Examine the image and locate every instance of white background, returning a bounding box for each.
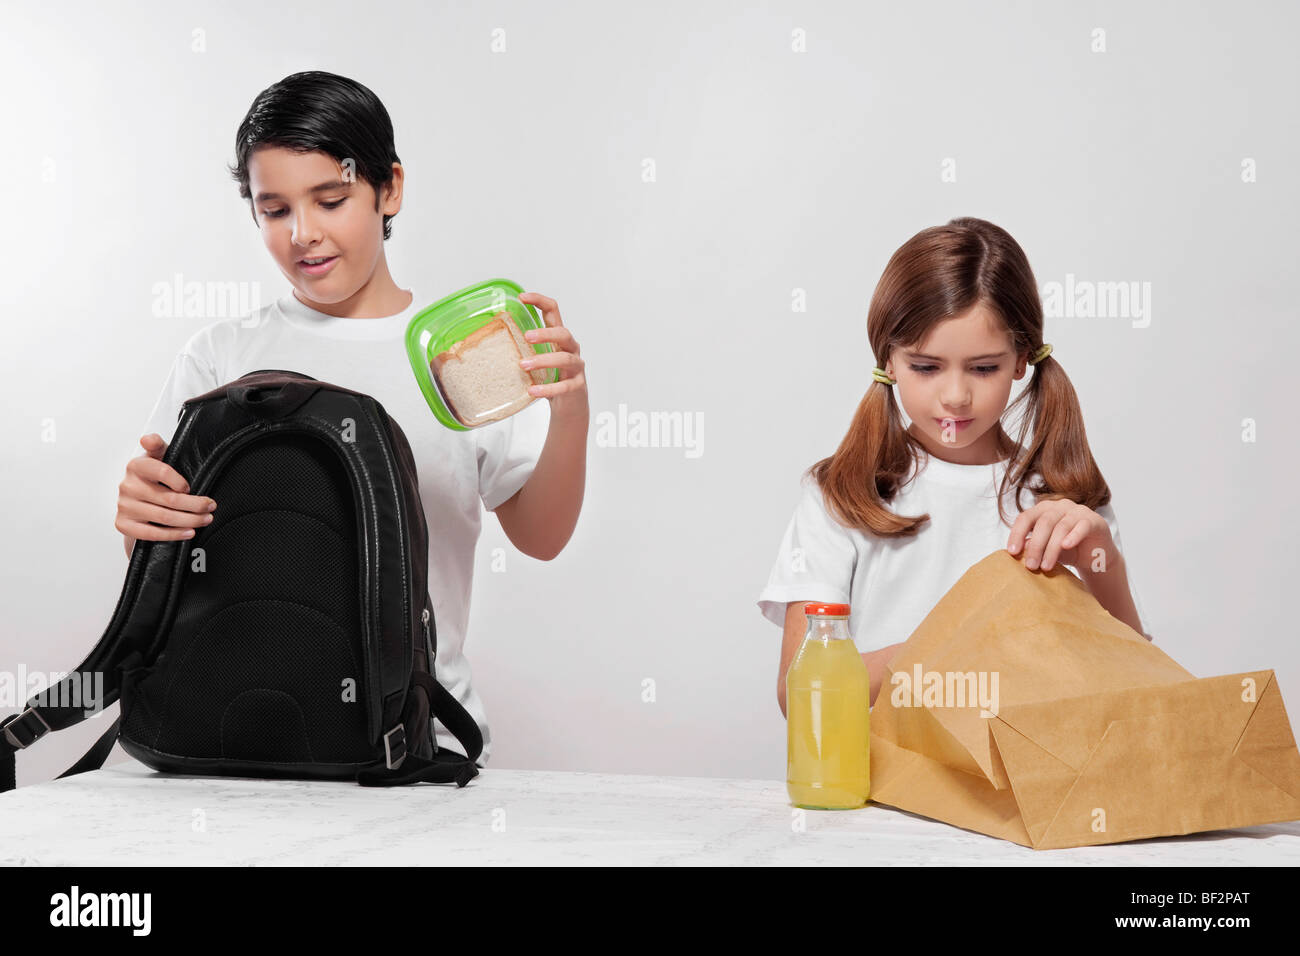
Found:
[1,0,1296,785]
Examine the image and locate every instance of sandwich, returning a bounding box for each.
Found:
[431,316,549,426]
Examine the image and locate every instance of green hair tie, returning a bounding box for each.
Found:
[871,366,896,386]
[1028,343,1053,365]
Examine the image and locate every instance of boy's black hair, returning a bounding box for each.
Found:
[228,71,401,240]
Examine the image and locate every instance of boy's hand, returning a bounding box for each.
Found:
[116,433,217,556]
[514,291,587,419]
[1007,496,1113,572]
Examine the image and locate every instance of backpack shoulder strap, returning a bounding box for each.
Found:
[1,649,145,792]
[356,672,484,788]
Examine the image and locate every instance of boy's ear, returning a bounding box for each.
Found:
[380,162,404,215]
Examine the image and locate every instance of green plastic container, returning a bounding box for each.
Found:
[405,279,558,431]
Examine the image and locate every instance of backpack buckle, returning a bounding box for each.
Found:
[2,707,52,750]
[383,723,407,769]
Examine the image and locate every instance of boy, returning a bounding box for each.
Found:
[114,71,588,767]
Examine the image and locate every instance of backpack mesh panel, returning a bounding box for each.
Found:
[121,432,374,765]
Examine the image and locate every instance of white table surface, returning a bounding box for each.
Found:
[2,758,1298,865]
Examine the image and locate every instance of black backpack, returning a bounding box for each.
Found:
[1,369,482,792]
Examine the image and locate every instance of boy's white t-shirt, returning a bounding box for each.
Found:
[757,450,1152,651]
[133,288,551,767]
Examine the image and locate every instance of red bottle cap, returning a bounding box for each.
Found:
[804,602,850,617]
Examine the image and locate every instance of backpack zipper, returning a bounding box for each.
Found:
[421,607,433,671]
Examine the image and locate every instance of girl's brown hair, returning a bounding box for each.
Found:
[808,217,1110,537]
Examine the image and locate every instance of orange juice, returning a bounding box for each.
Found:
[786,603,870,809]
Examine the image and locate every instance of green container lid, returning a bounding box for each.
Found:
[405,278,558,431]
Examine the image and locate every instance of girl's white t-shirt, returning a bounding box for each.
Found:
[132,288,551,767]
[757,450,1151,651]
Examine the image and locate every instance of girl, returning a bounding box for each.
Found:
[115,71,589,766]
[758,217,1151,714]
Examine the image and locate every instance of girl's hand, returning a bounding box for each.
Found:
[1006,496,1113,573]
[514,291,587,419]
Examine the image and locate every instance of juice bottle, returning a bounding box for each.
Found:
[786,602,870,809]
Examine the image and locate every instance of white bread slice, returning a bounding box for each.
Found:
[431,316,549,426]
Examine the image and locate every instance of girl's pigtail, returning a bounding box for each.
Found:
[808,378,930,537]
[998,351,1111,526]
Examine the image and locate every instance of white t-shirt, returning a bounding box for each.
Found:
[133,288,551,767]
[757,450,1151,651]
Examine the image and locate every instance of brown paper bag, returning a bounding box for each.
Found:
[868,549,1300,849]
